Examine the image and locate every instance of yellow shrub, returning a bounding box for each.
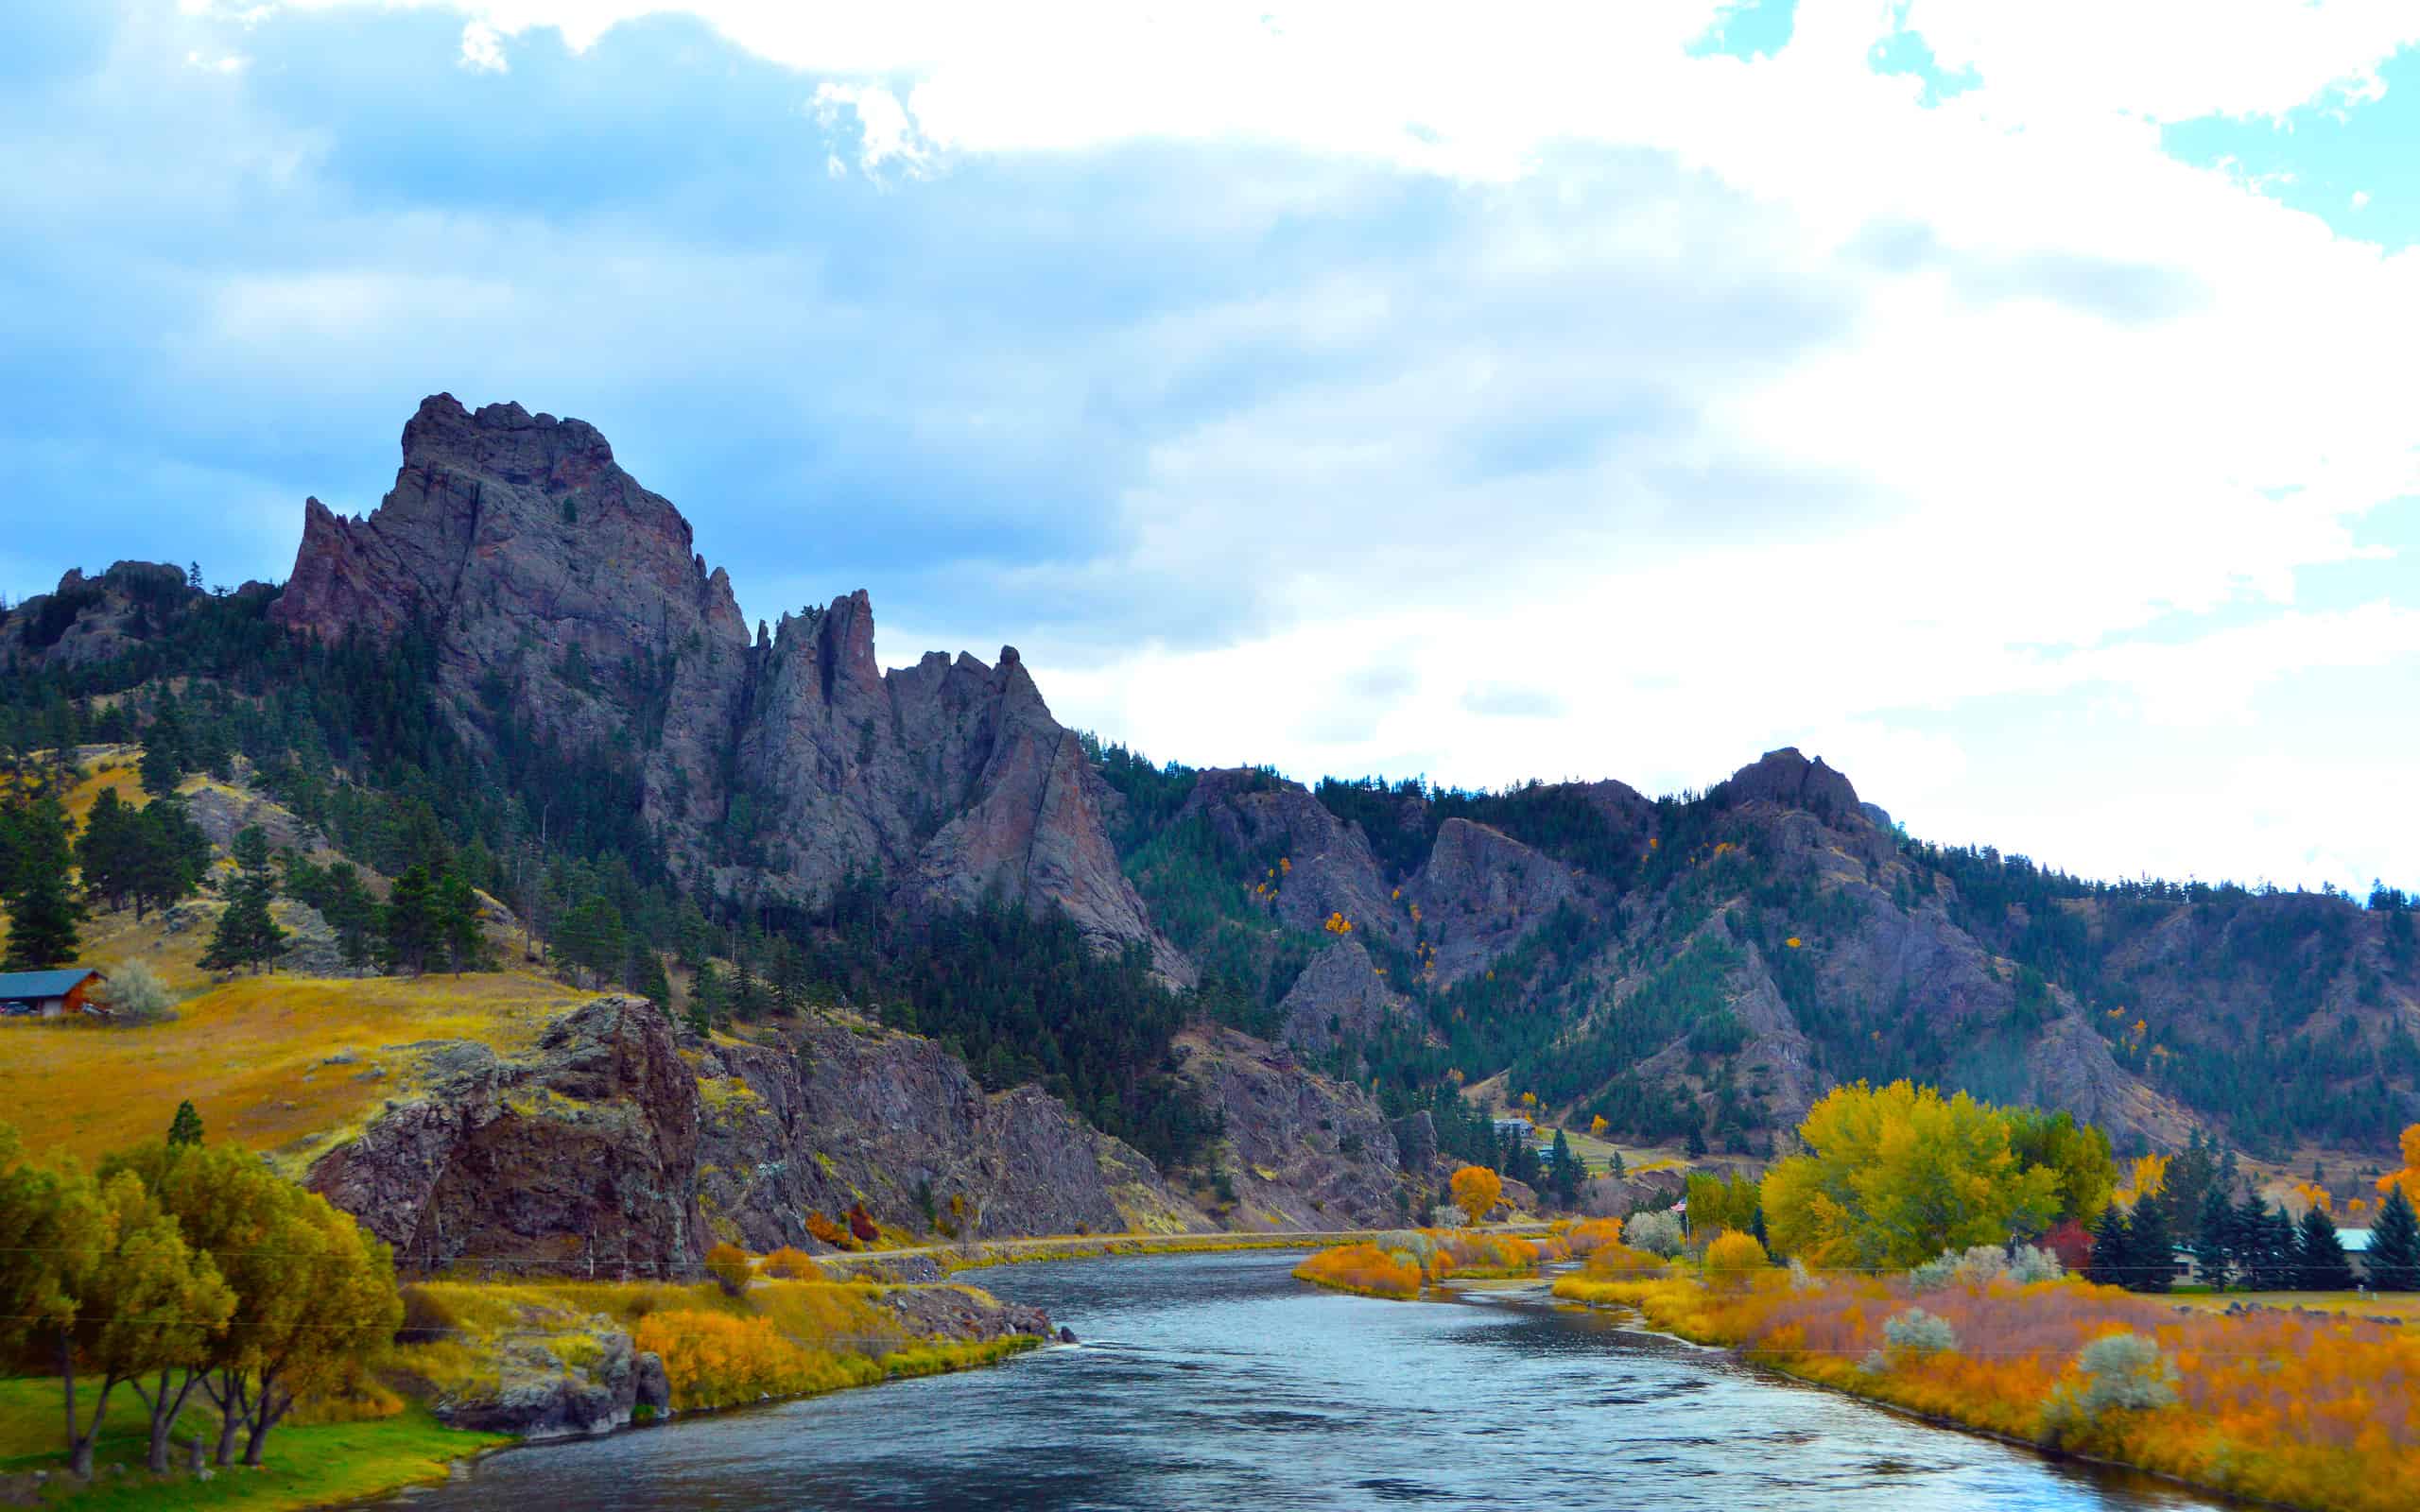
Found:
[633,1309,870,1410]
[1703,1228,1770,1289]
[760,1246,821,1280]
[1563,1216,1625,1256]
[1293,1244,1423,1299]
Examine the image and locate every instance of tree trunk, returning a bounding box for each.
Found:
[59,1337,85,1478]
[138,1366,202,1473]
[241,1376,288,1468]
[201,1368,247,1466]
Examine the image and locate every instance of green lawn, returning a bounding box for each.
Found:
[0,1379,507,1509]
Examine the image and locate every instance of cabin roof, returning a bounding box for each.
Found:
[0,969,104,999]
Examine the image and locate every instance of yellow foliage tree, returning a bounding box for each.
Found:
[1589,1115,1610,1137]
[2114,1153,2169,1210]
[1703,1228,1770,1290]
[704,1242,754,1297]
[1450,1165,1503,1226]
[2375,1124,2420,1201]
[1761,1081,2063,1269]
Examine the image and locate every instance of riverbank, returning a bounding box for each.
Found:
[818,1222,1563,1280]
[1289,1219,1624,1298]
[0,1273,1049,1510]
[1550,1266,2419,1512]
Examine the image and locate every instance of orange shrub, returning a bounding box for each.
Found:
[1294,1243,1423,1299]
[1562,1216,1625,1256]
[1582,1244,1669,1279]
[804,1211,856,1250]
[703,1241,753,1297]
[847,1202,880,1244]
[760,1246,821,1280]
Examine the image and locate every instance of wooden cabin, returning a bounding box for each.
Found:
[0,968,107,1019]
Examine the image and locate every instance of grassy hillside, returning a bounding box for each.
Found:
[0,971,591,1172]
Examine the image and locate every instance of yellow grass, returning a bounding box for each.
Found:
[2166,1290,2420,1321]
[0,971,593,1174]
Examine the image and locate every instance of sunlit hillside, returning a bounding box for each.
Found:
[0,971,593,1173]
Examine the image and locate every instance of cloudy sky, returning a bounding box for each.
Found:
[6,1,2417,894]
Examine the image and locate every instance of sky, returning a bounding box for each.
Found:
[5,0,2418,895]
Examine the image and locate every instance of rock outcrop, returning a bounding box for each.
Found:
[1,560,203,672]
[1169,1026,1425,1228]
[688,1013,1211,1250]
[306,997,705,1275]
[1277,938,1414,1055]
[1173,767,1585,982]
[268,395,1179,973]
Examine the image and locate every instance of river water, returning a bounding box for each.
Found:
[370,1250,2232,1511]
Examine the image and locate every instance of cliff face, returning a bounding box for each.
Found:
[1169,1026,1430,1228]
[308,995,1219,1272]
[268,395,1176,972]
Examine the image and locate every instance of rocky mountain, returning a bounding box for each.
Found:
[1102,745,2417,1160]
[10,387,2415,1263]
[267,395,1182,977]
[304,995,1443,1271]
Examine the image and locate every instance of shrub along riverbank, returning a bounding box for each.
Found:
[1293,1218,1626,1298]
[1551,1240,2420,1512]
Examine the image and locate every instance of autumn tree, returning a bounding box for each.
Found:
[1760,1081,2063,1269]
[50,1169,233,1478]
[705,1242,753,1298]
[1449,1164,1502,1226]
[1703,1228,1769,1289]
[2003,1108,2118,1226]
[220,1195,398,1466]
[2375,1124,2420,1203]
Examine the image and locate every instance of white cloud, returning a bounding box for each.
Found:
[458,20,507,72]
[2353,188,2373,209]
[139,1,2420,889]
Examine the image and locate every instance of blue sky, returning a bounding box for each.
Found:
[5,1,2418,894]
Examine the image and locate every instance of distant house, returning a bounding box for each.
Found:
[0,968,107,1019]
[2341,1228,2375,1282]
[1492,1115,1533,1138]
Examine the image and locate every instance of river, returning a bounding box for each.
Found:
[367,1250,2234,1511]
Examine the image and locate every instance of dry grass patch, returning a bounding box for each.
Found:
[0,971,592,1171]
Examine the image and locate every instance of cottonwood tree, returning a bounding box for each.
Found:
[1761,1081,2068,1269]
[1449,1164,1502,1226]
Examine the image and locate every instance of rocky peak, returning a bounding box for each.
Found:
[270,395,1177,971]
[1720,747,1861,823]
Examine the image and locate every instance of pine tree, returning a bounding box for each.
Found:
[2191,1181,2235,1291]
[2257,1203,2301,1290]
[380,865,438,974]
[1548,1128,1581,1206]
[636,949,674,1014]
[435,869,484,972]
[2296,1205,2358,1291]
[1,799,84,970]
[138,717,185,799]
[167,1100,204,1147]
[2130,1194,2174,1293]
[2089,1206,2135,1287]
[688,959,726,1034]
[200,826,285,973]
[2367,1183,2420,1291]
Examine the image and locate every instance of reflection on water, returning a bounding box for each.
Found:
[368,1250,2231,1511]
